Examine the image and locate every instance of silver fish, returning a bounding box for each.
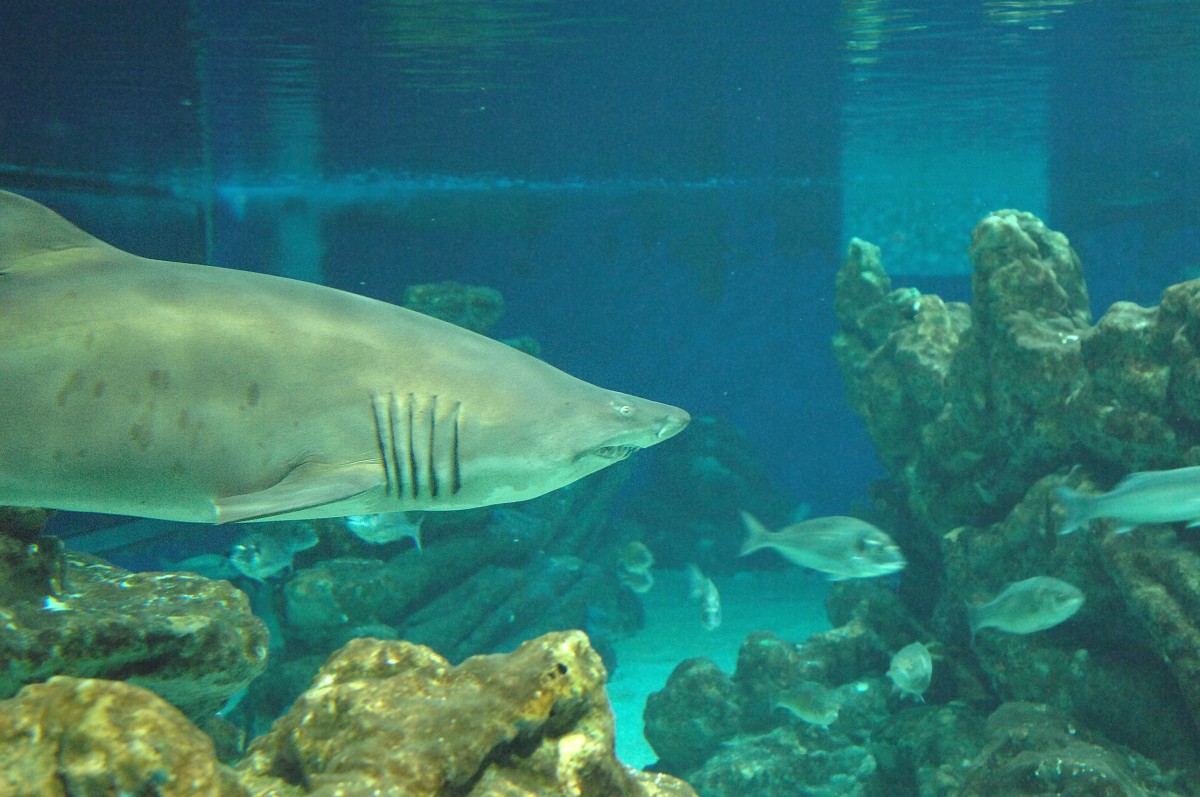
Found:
[344,512,423,549]
[159,553,239,581]
[969,576,1084,638]
[738,511,906,580]
[1057,466,1200,534]
[686,563,721,630]
[887,642,932,702]
[228,523,319,581]
[0,191,689,523]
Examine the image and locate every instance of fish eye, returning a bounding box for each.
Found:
[612,402,634,417]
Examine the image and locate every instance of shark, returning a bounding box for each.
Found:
[0,190,690,524]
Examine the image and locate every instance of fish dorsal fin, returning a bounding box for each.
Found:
[215,462,384,524]
[0,190,112,272]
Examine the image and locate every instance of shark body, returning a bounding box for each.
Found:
[0,191,689,523]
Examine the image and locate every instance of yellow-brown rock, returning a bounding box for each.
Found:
[237,630,696,797]
[0,676,246,796]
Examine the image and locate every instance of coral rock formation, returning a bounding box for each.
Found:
[237,631,695,797]
[0,630,694,797]
[0,676,246,796]
[0,550,268,721]
[402,280,505,334]
[646,209,1200,794]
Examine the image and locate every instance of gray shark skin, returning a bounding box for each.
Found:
[0,190,689,523]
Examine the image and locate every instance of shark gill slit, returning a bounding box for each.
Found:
[405,393,419,499]
[427,394,439,499]
[373,392,461,502]
[371,393,399,497]
[450,403,462,495]
[396,393,410,499]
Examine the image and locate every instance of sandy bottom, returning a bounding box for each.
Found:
[607,568,832,768]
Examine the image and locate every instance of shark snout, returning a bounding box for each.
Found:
[656,409,691,440]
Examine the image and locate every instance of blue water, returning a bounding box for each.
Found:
[5,0,1197,532]
[8,1,1199,519]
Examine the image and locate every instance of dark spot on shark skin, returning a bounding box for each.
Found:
[148,369,170,390]
[247,383,260,407]
[129,424,152,452]
[177,409,189,429]
[82,331,95,349]
[92,380,105,399]
[55,370,88,407]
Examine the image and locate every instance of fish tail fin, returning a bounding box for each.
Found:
[738,510,772,557]
[1054,485,1091,535]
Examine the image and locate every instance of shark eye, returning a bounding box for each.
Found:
[613,403,634,417]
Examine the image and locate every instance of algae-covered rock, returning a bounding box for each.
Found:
[685,726,877,797]
[0,526,65,604]
[0,506,54,543]
[645,623,894,793]
[1100,528,1200,750]
[0,631,694,797]
[872,703,986,797]
[832,238,971,473]
[643,658,741,771]
[0,551,268,721]
[833,211,1094,532]
[0,676,246,796]
[237,630,696,797]
[957,702,1189,797]
[402,280,505,334]
[934,473,1199,766]
[832,210,1200,778]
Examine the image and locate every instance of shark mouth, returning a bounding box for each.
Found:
[592,444,640,461]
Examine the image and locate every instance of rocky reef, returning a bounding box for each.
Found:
[401,280,505,335]
[643,210,1200,795]
[0,516,268,723]
[0,630,695,797]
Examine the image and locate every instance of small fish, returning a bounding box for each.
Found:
[1056,466,1200,534]
[159,553,239,581]
[738,511,906,580]
[887,642,933,702]
[344,512,424,549]
[774,681,842,728]
[969,576,1085,638]
[617,567,655,594]
[228,523,319,582]
[618,540,655,573]
[686,564,721,630]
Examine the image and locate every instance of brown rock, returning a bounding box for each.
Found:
[0,551,269,720]
[237,630,696,797]
[0,676,246,796]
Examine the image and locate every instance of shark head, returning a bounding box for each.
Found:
[451,364,690,507]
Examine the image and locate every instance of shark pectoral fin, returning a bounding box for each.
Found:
[215,463,384,524]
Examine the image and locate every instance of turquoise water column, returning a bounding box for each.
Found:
[838,3,1053,276]
[265,51,325,285]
